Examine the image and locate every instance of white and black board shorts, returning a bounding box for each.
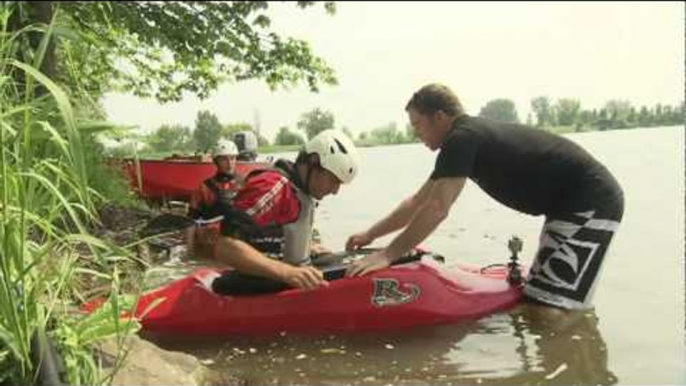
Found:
[524,200,624,310]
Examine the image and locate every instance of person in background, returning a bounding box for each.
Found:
[185,139,242,259]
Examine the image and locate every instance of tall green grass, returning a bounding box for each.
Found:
[1,4,141,385]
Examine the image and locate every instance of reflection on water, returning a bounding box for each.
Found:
[150,304,616,386]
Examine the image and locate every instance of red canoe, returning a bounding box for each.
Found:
[91,254,525,337]
[113,158,268,202]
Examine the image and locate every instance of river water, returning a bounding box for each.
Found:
[151,126,684,385]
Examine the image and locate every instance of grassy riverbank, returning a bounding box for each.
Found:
[0,10,142,385]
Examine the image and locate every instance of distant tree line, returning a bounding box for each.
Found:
[129,96,683,156]
[355,122,416,145]
[120,110,270,155]
[480,97,684,132]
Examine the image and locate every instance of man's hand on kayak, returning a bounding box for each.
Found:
[346,250,392,277]
[345,231,374,251]
[280,265,329,290]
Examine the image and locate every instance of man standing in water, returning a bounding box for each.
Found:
[346,83,624,310]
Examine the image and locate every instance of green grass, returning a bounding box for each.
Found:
[0,7,142,385]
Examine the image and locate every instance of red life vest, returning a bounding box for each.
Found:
[187,173,242,259]
[188,173,241,220]
[222,160,315,265]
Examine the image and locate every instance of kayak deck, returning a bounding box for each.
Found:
[129,252,525,336]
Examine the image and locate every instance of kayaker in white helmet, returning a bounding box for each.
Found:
[212,129,360,290]
[186,138,243,258]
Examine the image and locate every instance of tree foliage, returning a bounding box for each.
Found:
[222,122,253,139]
[297,107,334,140]
[256,131,270,147]
[479,98,519,123]
[603,100,633,123]
[531,96,554,127]
[555,98,581,126]
[147,124,192,152]
[274,126,305,146]
[356,122,414,145]
[193,110,222,151]
[12,1,338,101]
[527,96,683,132]
[371,122,405,144]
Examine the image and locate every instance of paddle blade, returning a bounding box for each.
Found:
[139,213,196,237]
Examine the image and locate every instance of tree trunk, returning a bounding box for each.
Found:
[7,2,57,98]
[33,1,57,82]
[7,2,27,93]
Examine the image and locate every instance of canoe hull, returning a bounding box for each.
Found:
[114,158,268,202]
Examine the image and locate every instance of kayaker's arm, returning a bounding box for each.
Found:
[346,178,434,250]
[215,236,329,290]
[347,177,465,277]
[185,183,206,258]
[185,226,196,258]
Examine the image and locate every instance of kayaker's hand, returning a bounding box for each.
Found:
[281,266,329,290]
[345,250,392,277]
[345,232,374,251]
[310,242,331,257]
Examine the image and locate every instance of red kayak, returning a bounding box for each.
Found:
[111,158,268,202]
[86,251,525,336]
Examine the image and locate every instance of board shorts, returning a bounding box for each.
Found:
[524,194,624,310]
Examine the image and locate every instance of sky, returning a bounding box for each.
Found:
[102,2,685,142]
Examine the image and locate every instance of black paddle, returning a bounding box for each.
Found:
[138,203,257,238]
[139,212,197,237]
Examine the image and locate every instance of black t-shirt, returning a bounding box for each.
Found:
[430,116,623,218]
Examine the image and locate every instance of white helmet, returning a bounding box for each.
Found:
[233,131,258,153]
[213,139,239,157]
[305,129,360,184]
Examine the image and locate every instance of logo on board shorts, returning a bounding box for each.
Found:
[371,278,420,307]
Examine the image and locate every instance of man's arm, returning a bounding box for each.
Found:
[215,237,328,290]
[346,179,435,250]
[185,186,205,257]
[347,177,466,276]
[185,225,196,257]
[385,177,466,259]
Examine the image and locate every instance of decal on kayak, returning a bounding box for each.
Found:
[371,278,420,307]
